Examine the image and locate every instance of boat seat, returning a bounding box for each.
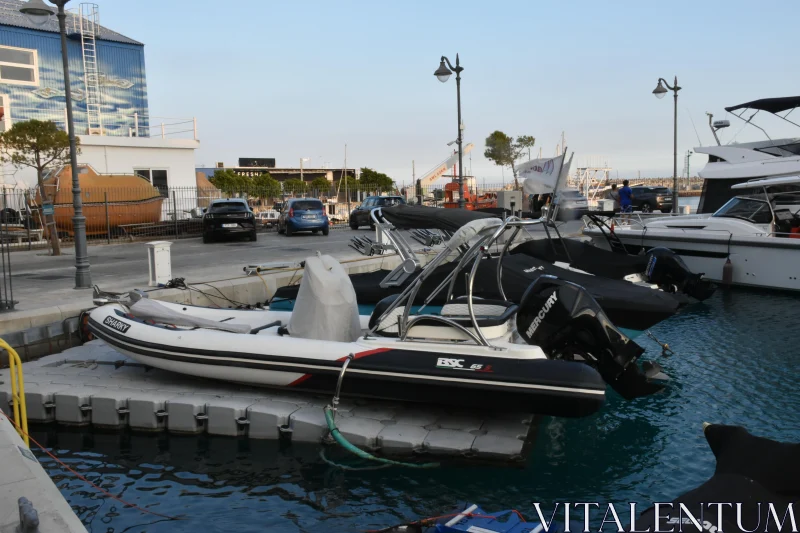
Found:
[369,294,518,341]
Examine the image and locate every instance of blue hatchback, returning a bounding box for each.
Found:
[278,198,330,236]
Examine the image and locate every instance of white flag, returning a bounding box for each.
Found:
[520,154,565,195]
[557,152,573,191]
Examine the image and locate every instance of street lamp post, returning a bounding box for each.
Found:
[434,54,465,209]
[20,0,91,288]
[652,76,681,214]
[299,157,310,183]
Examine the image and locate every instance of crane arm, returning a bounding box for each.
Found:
[416,143,474,188]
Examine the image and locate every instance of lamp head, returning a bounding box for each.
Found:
[19,0,55,26]
[434,59,452,83]
[653,80,668,99]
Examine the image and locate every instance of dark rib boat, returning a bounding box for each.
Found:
[274,205,702,336]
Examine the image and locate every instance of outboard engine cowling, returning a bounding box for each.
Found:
[516,275,667,399]
[644,247,717,301]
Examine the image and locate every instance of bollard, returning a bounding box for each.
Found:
[18,497,40,533]
[146,241,173,287]
[681,204,691,215]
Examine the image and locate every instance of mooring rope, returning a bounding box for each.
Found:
[0,412,184,521]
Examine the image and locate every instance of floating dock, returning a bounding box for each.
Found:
[0,340,537,463]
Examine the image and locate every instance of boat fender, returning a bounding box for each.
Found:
[722,258,733,288]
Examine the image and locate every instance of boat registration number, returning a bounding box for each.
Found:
[222,223,238,228]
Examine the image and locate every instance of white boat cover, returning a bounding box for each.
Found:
[129,298,252,334]
[446,218,503,251]
[288,254,361,342]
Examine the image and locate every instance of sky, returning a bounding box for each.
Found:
[100,0,800,186]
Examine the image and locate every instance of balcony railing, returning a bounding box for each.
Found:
[46,110,199,140]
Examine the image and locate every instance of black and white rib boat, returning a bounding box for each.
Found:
[89,217,669,418]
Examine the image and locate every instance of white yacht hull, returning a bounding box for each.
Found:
[584,229,800,291]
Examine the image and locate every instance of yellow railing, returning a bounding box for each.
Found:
[1,338,28,446]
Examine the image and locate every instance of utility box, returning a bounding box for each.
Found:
[146,241,172,287]
[497,190,524,213]
[598,199,615,212]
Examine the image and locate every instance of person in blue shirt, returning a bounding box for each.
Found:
[618,180,634,221]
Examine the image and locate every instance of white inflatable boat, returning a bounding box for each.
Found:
[88,218,668,418]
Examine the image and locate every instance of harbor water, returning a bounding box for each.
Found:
[28,286,800,532]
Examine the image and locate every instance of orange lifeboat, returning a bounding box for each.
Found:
[34,165,165,236]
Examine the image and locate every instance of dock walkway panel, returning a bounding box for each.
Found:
[0,409,88,532]
[0,340,536,463]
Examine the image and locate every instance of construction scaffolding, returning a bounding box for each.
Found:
[568,156,612,202]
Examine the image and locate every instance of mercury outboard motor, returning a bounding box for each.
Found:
[516,276,667,400]
[644,247,717,301]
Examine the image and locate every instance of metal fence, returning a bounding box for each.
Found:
[0,181,520,251]
[0,217,15,311]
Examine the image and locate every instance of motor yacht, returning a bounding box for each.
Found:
[583,176,800,291]
[695,96,800,213]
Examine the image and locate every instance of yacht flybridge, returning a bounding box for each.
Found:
[583,176,800,291]
[696,96,800,213]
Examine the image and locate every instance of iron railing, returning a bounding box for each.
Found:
[0,181,529,251]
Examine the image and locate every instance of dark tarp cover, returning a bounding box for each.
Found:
[725,96,800,114]
[511,238,648,280]
[273,255,686,331]
[381,204,498,232]
[635,425,799,532]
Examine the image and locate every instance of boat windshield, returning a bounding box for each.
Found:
[712,197,773,224]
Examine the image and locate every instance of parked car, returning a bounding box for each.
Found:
[255,209,279,227]
[202,198,257,243]
[545,189,588,220]
[349,195,406,229]
[630,185,673,213]
[277,198,329,236]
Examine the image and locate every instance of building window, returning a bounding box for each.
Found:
[0,46,38,86]
[135,168,169,197]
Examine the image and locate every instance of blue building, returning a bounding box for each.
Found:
[0,0,148,136]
